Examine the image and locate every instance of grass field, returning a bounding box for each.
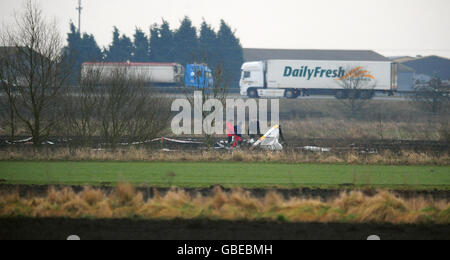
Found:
[0,161,449,190]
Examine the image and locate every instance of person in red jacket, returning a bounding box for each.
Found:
[226,122,242,148]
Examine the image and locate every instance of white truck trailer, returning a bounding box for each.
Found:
[82,62,185,84]
[240,60,398,99]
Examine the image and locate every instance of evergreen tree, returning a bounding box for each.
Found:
[132,28,150,62]
[120,35,134,61]
[66,22,81,55]
[150,20,175,62]
[199,20,219,68]
[217,20,243,88]
[104,27,120,61]
[64,21,102,81]
[104,27,133,62]
[63,18,244,88]
[80,33,103,62]
[173,16,199,65]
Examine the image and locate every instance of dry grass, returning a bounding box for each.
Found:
[279,99,449,141]
[282,118,446,141]
[0,184,448,224]
[0,148,447,166]
[2,99,447,141]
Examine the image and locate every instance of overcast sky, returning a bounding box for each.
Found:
[1,0,450,58]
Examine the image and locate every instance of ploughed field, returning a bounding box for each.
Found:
[1,218,449,240]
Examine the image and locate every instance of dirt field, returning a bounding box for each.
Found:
[1,217,448,240]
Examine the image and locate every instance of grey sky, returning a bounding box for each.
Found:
[1,0,449,58]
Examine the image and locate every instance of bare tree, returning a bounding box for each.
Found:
[59,66,102,147]
[62,65,171,148]
[440,120,450,144]
[412,75,450,115]
[0,60,18,142]
[0,0,71,148]
[335,66,377,117]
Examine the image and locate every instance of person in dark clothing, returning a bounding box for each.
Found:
[226,122,234,145]
[248,120,262,140]
[233,123,243,147]
[279,125,286,143]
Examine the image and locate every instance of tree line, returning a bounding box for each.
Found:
[64,17,244,87]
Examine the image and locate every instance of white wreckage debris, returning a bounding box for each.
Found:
[113,137,204,146]
[2,136,203,147]
[160,137,203,145]
[2,137,56,145]
[252,125,283,151]
[215,139,253,150]
[214,125,284,151]
[302,146,332,153]
[10,137,33,144]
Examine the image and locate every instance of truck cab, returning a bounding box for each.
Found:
[240,61,265,97]
[185,64,214,88]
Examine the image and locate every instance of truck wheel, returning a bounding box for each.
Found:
[285,89,297,99]
[335,90,347,99]
[247,88,259,98]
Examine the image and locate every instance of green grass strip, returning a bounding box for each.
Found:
[0,161,449,190]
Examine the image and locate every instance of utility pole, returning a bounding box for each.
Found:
[76,0,83,33]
